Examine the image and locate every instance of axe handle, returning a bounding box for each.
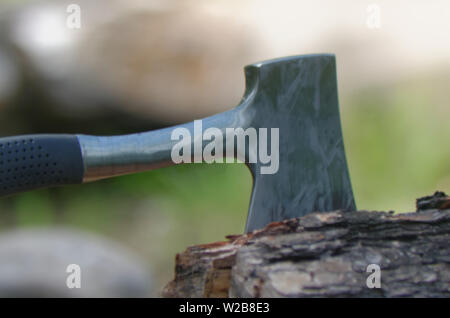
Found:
[0,134,84,197]
[0,108,240,197]
[76,127,180,182]
[0,130,176,197]
[76,109,240,181]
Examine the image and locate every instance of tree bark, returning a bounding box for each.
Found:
[163,208,450,297]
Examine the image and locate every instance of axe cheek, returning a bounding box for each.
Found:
[241,54,356,232]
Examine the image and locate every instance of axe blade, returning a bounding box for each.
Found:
[242,54,355,232]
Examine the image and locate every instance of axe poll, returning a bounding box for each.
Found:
[0,54,356,232]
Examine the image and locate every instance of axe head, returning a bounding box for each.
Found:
[241,54,355,232]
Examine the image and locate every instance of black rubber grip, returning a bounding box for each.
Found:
[0,134,84,197]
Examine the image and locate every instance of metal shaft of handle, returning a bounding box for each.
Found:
[78,107,244,182]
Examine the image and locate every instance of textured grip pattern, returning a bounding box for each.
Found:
[0,135,84,197]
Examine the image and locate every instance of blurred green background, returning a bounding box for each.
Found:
[0,0,449,295]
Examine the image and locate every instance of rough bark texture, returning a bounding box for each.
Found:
[163,208,450,298]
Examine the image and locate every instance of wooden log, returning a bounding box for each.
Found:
[163,206,450,297]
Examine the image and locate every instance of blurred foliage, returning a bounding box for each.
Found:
[342,72,450,213]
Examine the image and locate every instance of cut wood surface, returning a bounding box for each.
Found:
[163,205,450,297]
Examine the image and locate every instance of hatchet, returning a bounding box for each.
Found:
[0,54,356,233]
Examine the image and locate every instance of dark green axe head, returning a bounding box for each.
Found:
[237,54,356,232]
[0,54,355,234]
